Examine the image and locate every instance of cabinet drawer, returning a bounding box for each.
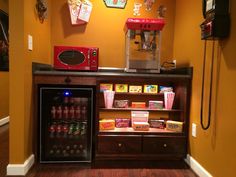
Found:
[34,75,96,85]
[98,135,142,154]
[143,136,186,154]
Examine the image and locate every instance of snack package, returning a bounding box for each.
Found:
[133,122,150,131]
[99,119,115,130]
[100,83,113,92]
[144,85,158,93]
[166,120,183,132]
[149,101,163,109]
[115,118,130,128]
[131,111,149,127]
[114,100,129,108]
[131,102,146,108]
[129,85,142,93]
[149,119,165,129]
[115,84,128,92]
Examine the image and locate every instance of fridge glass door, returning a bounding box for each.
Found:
[39,85,94,163]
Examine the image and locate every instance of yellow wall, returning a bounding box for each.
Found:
[51,0,176,67]
[9,0,51,163]
[0,0,9,119]
[174,1,236,177]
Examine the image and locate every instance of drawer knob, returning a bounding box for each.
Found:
[118,143,122,147]
[163,143,167,148]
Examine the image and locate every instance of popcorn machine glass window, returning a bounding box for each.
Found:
[125,18,165,73]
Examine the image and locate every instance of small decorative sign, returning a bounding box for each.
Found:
[104,0,127,9]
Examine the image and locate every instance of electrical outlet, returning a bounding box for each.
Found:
[192,123,197,137]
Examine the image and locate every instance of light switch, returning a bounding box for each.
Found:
[28,35,33,51]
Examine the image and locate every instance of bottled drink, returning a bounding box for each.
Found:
[62,124,69,138]
[68,124,74,137]
[66,145,70,150]
[56,106,62,119]
[75,106,81,120]
[81,106,87,119]
[64,97,69,105]
[70,149,75,155]
[63,106,69,119]
[49,124,56,138]
[80,123,87,135]
[73,123,80,137]
[69,106,75,119]
[55,149,61,155]
[56,124,62,138]
[51,106,56,119]
[73,144,78,149]
[75,149,81,155]
[49,149,54,155]
[69,97,74,106]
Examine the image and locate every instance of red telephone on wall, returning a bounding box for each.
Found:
[200,0,230,40]
[200,0,230,130]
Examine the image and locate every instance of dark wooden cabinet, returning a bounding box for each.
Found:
[33,66,192,163]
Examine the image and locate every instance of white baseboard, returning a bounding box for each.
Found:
[0,116,9,126]
[185,154,213,177]
[7,154,35,176]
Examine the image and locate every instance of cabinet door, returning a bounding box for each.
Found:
[98,135,142,154]
[143,136,186,155]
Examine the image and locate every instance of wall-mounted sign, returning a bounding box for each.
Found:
[104,0,127,9]
[68,0,93,25]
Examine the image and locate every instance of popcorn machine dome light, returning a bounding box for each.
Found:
[125,18,165,73]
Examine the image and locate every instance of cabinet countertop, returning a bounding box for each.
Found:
[33,63,193,80]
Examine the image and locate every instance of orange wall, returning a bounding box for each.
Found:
[174,1,236,177]
[9,0,51,163]
[0,0,9,119]
[51,0,176,67]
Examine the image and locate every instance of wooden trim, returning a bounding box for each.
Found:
[0,116,9,126]
[7,154,35,176]
[185,154,213,177]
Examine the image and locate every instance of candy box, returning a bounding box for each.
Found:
[149,100,163,109]
[166,120,183,132]
[114,100,129,108]
[144,85,158,94]
[159,86,173,93]
[131,102,146,108]
[100,83,113,92]
[149,119,165,129]
[115,118,130,128]
[115,84,128,93]
[99,119,115,130]
[133,122,150,131]
[131,111,149,127]
[129,85,142,93]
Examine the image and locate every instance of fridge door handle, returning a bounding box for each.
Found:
[64,76,72,84]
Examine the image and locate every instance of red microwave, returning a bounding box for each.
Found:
[54,46,99,71]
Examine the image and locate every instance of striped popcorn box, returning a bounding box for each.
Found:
[164,92,175,109]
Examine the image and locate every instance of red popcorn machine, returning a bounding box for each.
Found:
[125,18,165,73]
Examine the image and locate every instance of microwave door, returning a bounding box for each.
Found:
[58,50,86,69]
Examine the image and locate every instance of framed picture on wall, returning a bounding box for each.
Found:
[0,9,9,71]
[103,0,127,9]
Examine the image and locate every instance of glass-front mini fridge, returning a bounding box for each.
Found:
[38,85,95,163]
